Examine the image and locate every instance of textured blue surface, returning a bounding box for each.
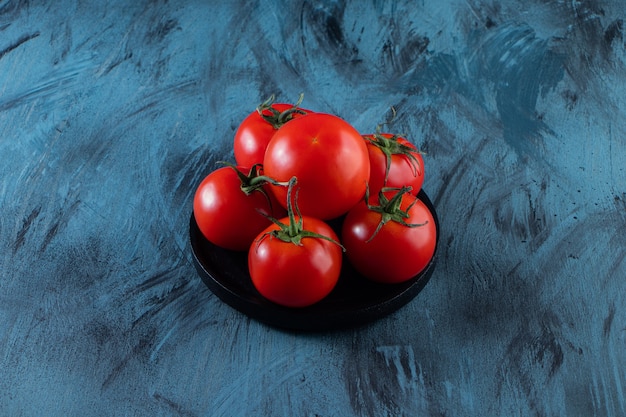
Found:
[1,1,625,415]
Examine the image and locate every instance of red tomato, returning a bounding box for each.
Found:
[363,133,424,196]
[193,165,286,251]
[263,113,370,220]
[341,188,436,284]
[248,215,343,307]
[233,96,311,167]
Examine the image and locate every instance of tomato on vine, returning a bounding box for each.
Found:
[341,186,437,284]
[263,112,370,220]
[193,164,286,251]
[363,131,424,197]
[248,177,344,307]
[233,94,311,167]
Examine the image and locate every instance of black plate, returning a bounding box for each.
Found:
[189,189,439,332]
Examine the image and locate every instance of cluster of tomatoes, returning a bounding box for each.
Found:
[193,95,437,308]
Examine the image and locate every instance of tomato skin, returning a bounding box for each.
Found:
[233,103,311,167]
[193,166,286,251]
[248,216,342,307]
[363,133,424,197]
[264,113,370,220]
[341,191,436,284]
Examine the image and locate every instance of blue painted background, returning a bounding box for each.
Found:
[1,0,625,415]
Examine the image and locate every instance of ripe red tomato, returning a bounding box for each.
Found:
[233,96,311,167]
[193,165,286,251]
[248,215,343,307]
[263,113,370,220]
[341,188,437,284]
[363,133,424,197]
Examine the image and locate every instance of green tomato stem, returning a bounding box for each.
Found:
[260,176,344,250]
[219,161,287,194]
[256,93,308,129]
[364,185,429,243]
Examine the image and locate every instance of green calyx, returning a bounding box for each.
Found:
[364,185,428,242]
[365,131,424,182]
[256,93,307,129]
[259,177,345,250]
[221,162,285,195]
[220,162,287,214]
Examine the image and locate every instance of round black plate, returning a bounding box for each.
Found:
[189,189,439,332]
